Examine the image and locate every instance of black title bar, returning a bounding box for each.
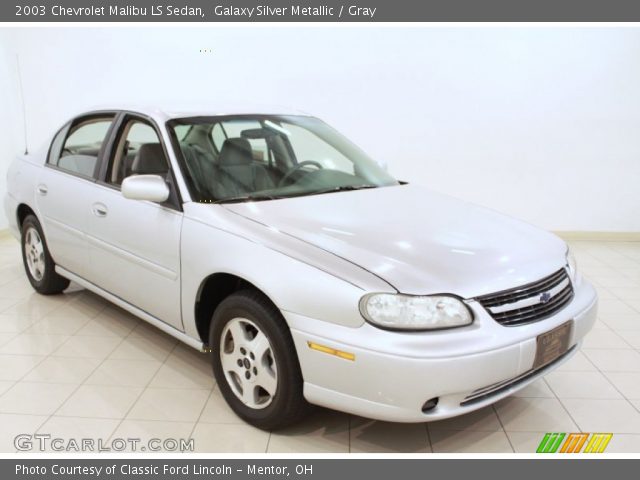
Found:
[4,0,640,22]
[5,459,640,480]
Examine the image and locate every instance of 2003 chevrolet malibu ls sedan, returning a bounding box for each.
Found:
[4,105,597,430]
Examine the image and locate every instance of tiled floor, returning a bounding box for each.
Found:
[1,235,639,453]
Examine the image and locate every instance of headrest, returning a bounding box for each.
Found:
[131,143,168,175]
[218,138,253,166]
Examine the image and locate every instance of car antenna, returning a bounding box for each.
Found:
[16,54,29,155]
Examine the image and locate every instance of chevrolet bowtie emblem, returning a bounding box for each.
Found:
[540,292,552,303]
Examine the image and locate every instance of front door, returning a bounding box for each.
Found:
[86,116,183,330]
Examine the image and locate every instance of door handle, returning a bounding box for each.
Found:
[92,203,108,217]
[36,184,48,196]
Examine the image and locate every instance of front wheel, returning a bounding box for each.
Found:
[209,290,310,430]
[21,214,70,294]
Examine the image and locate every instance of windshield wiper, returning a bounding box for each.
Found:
[213,193,283,204]
[308,184,379,196]
[213,185,379,204]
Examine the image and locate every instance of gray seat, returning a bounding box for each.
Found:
[180,143,217,197]
[216,138,272,197]
[116,141,135,183]
[131,144,168,175]
[120,151,137,180]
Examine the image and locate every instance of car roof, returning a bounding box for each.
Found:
[77,103,311,122]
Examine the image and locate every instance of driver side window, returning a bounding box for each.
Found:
[107,119,169,186]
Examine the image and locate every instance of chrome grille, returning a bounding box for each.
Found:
[476,268,574,326]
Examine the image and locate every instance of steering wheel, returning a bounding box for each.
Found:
[278,160,324,187]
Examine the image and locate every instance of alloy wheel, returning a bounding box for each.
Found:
[219,317,278,409]
[24,226,45,282]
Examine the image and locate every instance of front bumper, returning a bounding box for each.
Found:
[285,277,597,422]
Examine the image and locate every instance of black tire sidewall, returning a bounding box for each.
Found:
[209,292,304,430]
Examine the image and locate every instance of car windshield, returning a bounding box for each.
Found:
[168,115,399,203]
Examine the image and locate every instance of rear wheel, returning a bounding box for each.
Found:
[209,290,310,430]
[21,214,70,294]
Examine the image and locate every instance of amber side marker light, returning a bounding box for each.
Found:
[307,342,355,361]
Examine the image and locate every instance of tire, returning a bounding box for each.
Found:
[21,214,70,295]
[209,290,310,430]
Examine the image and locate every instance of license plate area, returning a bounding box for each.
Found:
[533,320,573,369]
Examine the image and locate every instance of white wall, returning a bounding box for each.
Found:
[1,27,639,232]
[0,40,20,230]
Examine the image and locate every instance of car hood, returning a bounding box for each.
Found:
[223,184,567,298]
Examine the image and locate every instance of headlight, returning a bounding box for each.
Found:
[566,247,578,282]
[359,293,473,331]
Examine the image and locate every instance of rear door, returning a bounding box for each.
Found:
[36,114,116,278]
[86,113,183,330]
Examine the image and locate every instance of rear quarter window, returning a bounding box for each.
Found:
[47,123,70,165]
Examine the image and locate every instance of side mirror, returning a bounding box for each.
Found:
[121,175,170,203]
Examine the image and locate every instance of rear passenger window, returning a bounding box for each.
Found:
[56,117,114,178]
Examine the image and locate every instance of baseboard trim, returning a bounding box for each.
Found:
[554,231,640,242]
